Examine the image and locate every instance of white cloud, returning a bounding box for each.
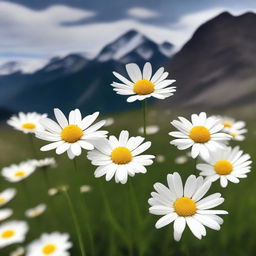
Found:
[0,1,255,62]
[127,7,159,19]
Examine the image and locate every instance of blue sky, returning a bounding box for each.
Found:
[0,0,256,62]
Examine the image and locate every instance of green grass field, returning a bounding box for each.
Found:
[0,107,255,256]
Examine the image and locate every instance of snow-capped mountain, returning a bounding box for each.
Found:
[0,59,48,75]
[96,30,174,63]
[0,29,174,116]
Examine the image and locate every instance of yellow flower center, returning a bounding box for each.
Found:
[133,79,155,95]
[1,229,15,239]
[42,244,57,255]
[214,160,233,175]
[0,197,5,204]
[15,171,26,177]
[22,122,36,130]
[174,197,197,217]
[111,147,132,164]
[189,126,211,143]
[61,125,83,143]
[223,122,232,128]
[230,132,237,137]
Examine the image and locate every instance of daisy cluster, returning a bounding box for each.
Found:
[0,61,252,255]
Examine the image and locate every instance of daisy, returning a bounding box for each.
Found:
[196,146,252,188]
[26,232,72,256]
[7,112,47,134]
[34,158,57,168]
[0,188,16,207]
[2,160,36,183]
[0,209,13,222]
[175,155,188,165]
[112,62,176,102]
[25,204,47,218]
[169,112,231,160]
[156,155,165,163]
[87,130,155,184]
[149,172,228,241]
[0,221,28,248]
[10,247,25,256]
[36,108,108,159]
[214,115,247,141]
[138,125,160,135]
[48,188,58,197]
[80,185,92,193]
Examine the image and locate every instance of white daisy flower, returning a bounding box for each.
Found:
[0,188,16,207]
[34,158,57,168]
[104,117,114,127]
[0,221,29,248]
[2,160,36,183]
[7,112,47,134]
[112,62,176,102]
[138,125,160,135]
[156,155,165,163]
[36,108,108,159]
[80,185,92,193]
[48,188,58,197]
[26,232,72,256]
[169,112,231,160]
[0,209,13,222]
[196,146,252,188]
[175,155,188,165]
[10,246,25,256]
[214,115,247,141]
[149,172,228,241]
[25,204,47,218]
[87,130,155,184]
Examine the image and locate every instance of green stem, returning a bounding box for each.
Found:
[98,180,129,245]
[62,189,86,256]
[28,133,37,158]
[128,181,142,225]
[142,100,147,138]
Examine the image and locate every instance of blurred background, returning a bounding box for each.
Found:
[0,0,256,255]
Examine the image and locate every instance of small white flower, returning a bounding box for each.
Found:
[104,118,114,127]
[169,112,231,160]
[0,209,13,222]
[156,155,165,163]
[26,232,72,256]
[112,62,176,102]
[34,158,57,168]
[10,246,25,256]
[149,172,228,241]
[25,204,47,218]
[7,112,47,134]
[80,185,92,193]
[0,188,16,207]
[196,146,252,188]
[2,160,36,183]
[175,155,188,165]
[0,221,29,248]
[87,130,155,184]
[36,108,108,159]
[138,125,160,135]
[48,188,58,197]
[214,115,247,141]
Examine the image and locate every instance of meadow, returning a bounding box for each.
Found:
[0,107,255,256]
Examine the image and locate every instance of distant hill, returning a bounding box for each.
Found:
[0,30,173,115]
[161,12,256,110]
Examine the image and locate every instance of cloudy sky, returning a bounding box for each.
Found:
[1,0,256,63]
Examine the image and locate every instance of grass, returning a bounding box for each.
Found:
[0,107,255,256]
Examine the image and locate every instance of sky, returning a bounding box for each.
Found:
[0,0,256,65]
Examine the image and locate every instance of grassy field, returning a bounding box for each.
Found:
[0,107,255,256]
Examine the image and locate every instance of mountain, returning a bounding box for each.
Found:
[161,11,256,110]
[0,30,172,115]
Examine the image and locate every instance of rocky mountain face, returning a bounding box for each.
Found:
[161,12,256,110]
